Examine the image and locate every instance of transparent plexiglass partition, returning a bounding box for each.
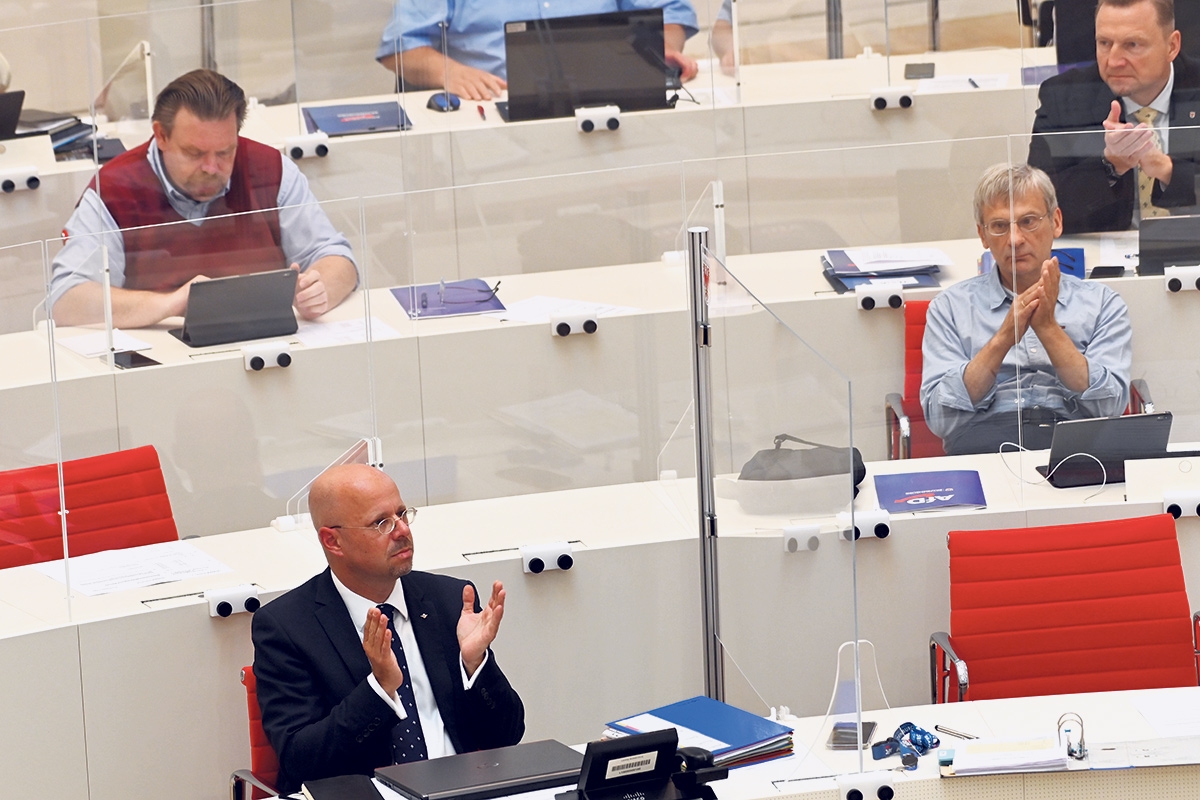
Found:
[44,197,372,541]
[1003,127,1197,511]
[0,239,89,798]
[356,165,707,747]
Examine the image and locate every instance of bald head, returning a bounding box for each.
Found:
[309,463,395,531]
[310,464,415,601]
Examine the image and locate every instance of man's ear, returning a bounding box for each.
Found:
[151,120,168,148]
[317,526,343,557]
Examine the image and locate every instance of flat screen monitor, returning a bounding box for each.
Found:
[504,9,675,122]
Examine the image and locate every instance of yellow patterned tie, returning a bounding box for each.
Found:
[1133,106,1168,219]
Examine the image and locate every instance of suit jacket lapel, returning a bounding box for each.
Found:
[314,568,372,682]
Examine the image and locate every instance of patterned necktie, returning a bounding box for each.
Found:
[1133,106,1169,219]
[378,603,429,763]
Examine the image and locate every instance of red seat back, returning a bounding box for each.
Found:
[241,665,280,798]
[0,445,178,569]
[899,300,944,458]
[948,514,1197,700]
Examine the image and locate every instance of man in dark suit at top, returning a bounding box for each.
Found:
[1028,0,1200,233]
[252,464,524,794]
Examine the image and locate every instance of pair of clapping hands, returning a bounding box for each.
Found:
[1103,99,1173,185]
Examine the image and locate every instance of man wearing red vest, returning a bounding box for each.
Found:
[49,69,357,328]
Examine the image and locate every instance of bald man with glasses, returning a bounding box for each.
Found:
[252,464,524,794]
[920,164,1133,456]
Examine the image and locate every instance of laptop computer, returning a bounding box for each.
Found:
[503,9,676,122]
[1034,412,1174,487]
[375,739,583,800]
[1138,214,1200,276]
[168,268,298,348]
[0,90,25,140]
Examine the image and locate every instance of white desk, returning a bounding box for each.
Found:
[3,448,1200,800]
[6,233,1200,541]
[0,47,1054,335]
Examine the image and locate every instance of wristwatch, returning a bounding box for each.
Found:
[1100,154,1121,184]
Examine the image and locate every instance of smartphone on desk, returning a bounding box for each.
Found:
[113,351,161,369]
[1088,265,1126,279]
[828,721,876,750]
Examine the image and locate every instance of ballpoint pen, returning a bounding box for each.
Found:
[477,104,486,121]
[934,725,978,740]
[968,78,980,89]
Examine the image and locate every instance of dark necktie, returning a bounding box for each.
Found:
[377,603,429,763]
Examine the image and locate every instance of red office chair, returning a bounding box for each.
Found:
[885,300,945,459]
[0,445,179,568]
[230,665,279,800]
[930,514,1199,703]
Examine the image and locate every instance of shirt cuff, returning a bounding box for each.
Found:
[460,650,490,689]
[368,673,408,720]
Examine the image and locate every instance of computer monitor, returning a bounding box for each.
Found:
[1138,214,1200,276]
[503,9,676,122]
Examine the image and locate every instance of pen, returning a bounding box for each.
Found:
[968,78,980,89]
[477,104,487,121]
[934,725,978,740]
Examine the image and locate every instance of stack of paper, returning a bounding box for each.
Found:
[951,735,1069,775]
[821,247,949,293]
[608,696,793,768]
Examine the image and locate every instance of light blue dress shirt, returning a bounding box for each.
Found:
[920,266,1132,444]
[377,0,699,80]
[48,139,357,310]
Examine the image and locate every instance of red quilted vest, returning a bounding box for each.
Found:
[91,137,285,291]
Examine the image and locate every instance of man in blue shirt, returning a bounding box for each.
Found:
[920,164,1133,456]
[377,0,699,101]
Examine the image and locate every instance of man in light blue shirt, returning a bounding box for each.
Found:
[920,164,1133,455]
[377,0,699,101]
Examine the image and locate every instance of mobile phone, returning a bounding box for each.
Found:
[904,62,935,79]
[1089,265,1126,279]
[828,720,877,750]
[113,351,161,369]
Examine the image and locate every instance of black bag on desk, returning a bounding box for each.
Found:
[739,434,866,489]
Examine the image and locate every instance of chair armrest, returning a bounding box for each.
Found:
[929,630,969,703]
[1131,378,1155,414]
[885,393,911,460]
[230,769,277,800]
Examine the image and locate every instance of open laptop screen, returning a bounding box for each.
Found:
[504,9,673,122]
[1138,215,1200,276]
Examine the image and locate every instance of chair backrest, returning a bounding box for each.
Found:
[0,445,179,569]
[241,665,280,797]
[902,300,931,404]
[948,514,1197,700]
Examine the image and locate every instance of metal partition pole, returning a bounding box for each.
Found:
[929,0,941,51]
[200,0,217,71]
[826,0,844,59]
[688,227,724,701]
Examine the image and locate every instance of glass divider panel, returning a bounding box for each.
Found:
[364,164,706,747]
[0,239,86,798]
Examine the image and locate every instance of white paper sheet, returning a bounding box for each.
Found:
[58,329,152,358]
[841,247,954,270]
[1132,691,1200,737]
[294,316,400,348]
[917,74,1008,93]
[484,296,642,324]
[33,541,232,596]
[1099,231,1140,268]
[615,713,729,752]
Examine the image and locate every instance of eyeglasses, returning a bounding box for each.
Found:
[331,508,417,536]
[439,279,501,305]
[984,213,1050,237]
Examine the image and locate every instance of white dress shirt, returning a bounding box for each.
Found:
[329,571,490,760]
